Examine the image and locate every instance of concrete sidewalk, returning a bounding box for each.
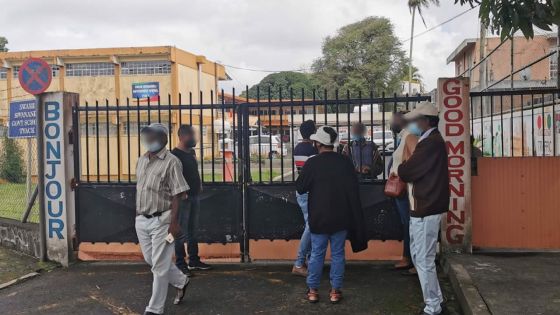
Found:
[0,261,462,314]
[445,253,560,315]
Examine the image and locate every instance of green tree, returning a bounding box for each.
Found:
[407,0,439,94]
[0,36,8,52]
[0,136,25,183]
[456,0,560,39]
[241,71,318,99]
[311,17,408,98]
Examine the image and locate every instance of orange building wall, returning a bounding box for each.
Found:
[472,157,560,249]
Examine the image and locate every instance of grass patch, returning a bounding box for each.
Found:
[0,183,38,223]
[202,170,282,183]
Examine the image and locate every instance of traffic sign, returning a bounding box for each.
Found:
[18,58,52,95]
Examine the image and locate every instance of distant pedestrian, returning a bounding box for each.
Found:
[388,111,418,272]
[342,122,384,180]
[172,125,212,276]
[398,102,450,315]
[291,120,318,277]
[296,126,367,304]
[135,123,190,315]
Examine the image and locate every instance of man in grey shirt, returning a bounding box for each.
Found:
[136,123,190,315]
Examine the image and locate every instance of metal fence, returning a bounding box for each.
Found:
[470,87,560,157]
[0,136,39,223]
[73,89,431,185]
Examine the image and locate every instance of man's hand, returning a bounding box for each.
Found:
[169,221,181,239]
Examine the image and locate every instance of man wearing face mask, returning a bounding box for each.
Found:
[172,125,212,275]
[342,122,383,180]
[398,102,450,315]
[136,123,190,315]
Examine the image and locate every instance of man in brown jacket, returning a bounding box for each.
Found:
[398,102,450,315]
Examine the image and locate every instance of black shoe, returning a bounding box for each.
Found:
[144,312,160,315]
[188,261,212,270]
[178,264,193,277]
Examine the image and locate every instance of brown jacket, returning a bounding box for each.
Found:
[397,129,450,218]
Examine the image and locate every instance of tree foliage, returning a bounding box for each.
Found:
[0,36,7,52]
[242,72,318,99]
[0,136,25,183]
[311,17,408,97]
[456,0,560,39]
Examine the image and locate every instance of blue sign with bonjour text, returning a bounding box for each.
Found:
[9,99,37,138]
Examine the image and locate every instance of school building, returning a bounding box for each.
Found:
[0,46,230,180]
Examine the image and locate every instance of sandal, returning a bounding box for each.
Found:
[307,288,319,303]
[329,289,343,304]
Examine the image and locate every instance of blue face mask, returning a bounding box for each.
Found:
[351,134,363,142]
[408,122,423,136]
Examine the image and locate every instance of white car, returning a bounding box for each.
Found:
[372,130,395,154]
[249,135,288,158]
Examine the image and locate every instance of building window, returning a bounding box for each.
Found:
[12,66,19,78]
[66,63,115,77]
[550,48,558,81]
[0,68,6,79]
[121,61,171,75]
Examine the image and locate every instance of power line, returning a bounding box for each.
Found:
[483,50,557,91]
[402,5,479,43]
[225,6,479,74]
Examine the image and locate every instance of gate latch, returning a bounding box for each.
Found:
[70,178,79,191]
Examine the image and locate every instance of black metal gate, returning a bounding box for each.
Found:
[72,89,429,260]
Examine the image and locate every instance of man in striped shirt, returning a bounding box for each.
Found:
[292,120,318,277]
[136,123,190,315]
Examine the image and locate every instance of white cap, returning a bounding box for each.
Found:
[404,101,439,120]
[310,126,339,146]
[141,123,169,136]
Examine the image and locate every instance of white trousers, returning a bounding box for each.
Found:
[136,214,187,314]
[410,214,444,315]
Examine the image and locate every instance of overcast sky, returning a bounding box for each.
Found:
[0,0,482,92]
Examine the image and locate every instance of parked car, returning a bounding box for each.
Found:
[372,130,395,155]
[249,135,288,158]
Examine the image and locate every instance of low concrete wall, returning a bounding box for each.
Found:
[0,218,40,258]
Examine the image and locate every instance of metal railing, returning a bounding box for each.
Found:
[470,87,560,157]
[72,89,431,185]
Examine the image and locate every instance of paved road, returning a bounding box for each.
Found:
[0,262,461,315]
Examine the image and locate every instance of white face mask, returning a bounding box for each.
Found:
[142,139,163,153]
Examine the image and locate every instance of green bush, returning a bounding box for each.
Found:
[0,136,25,183]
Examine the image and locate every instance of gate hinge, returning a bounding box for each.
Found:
[68,129,74,145]
[70,178,79,191]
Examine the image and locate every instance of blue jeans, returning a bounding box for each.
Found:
[175,195,201,268]
[394,196,411,259]
[295,192,311,267]
[307,230,347,290]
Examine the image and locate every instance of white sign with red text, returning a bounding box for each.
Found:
[437,77,472,253]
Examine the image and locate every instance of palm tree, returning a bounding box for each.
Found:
[407,0,439,94]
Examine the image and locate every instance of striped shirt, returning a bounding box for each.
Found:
[293,141,318,174]
[136,148,189,215]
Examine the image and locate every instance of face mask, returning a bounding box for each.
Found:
[143,139,163,153]
[408,122,422,136]
[351,134,363,142]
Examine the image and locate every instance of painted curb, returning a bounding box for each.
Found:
[443,257,491,315]
[0,272,40,290]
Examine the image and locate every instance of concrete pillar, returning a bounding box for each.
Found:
[437,77,472,254]
[40,92,78,266]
